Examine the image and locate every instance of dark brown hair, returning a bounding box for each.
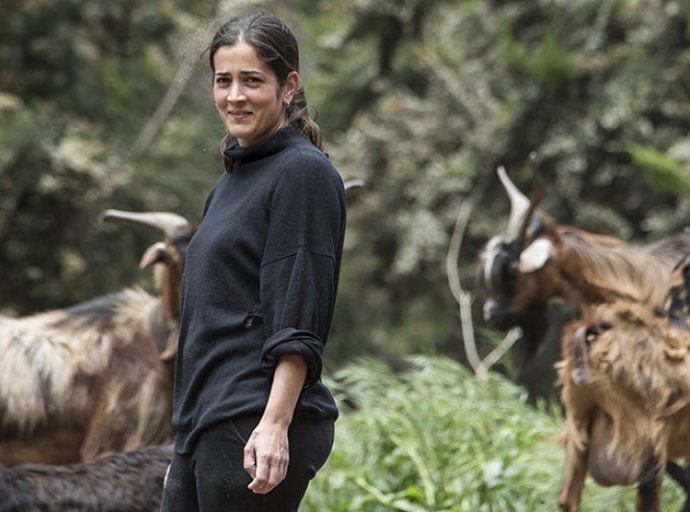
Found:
[209,12,324,172]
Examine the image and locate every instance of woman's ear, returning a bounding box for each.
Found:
[284,71,299,103]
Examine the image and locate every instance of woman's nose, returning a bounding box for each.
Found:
[227,83,245,102]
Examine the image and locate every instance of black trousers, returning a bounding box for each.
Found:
[160,415,334,512]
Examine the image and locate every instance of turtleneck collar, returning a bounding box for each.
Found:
[223,126,300,169]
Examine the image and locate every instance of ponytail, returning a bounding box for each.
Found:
[286,86,325,155]
[220,133,235,174]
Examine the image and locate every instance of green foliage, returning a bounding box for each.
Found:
[303,356,686,511]
[0,98,141,312]
[0,0,217,312]
[2,0,690,506]
[502,26,581,90]
[629,144,690,194]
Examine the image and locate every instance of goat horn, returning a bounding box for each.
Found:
[498,166,530,244]
[514,154,546,244]
[100,210,190,238]
[344,179,365,191]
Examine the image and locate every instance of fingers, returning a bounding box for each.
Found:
[247,456,288,494]
[243,446,257,479]
[243,433,289,494]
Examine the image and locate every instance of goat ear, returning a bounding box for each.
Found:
[518,238,554,273]
[140,242,168,269]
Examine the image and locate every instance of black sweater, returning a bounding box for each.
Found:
[172,127,345,453]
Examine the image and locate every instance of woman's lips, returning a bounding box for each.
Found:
[229,110,251,120]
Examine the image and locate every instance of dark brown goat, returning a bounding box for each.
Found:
[558,258,690,511]
[0,211,195,466]
[0,443,172,512]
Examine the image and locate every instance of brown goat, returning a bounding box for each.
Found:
[0,443,172,512]
[0,211,195,466]
[476,166,690,343]
[476,167,690,502]
[558,259,690,511]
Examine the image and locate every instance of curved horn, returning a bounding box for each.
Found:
[515,155,546,245]
[497,166,530,244]
[344,179,365,191]
[100,210,190,239]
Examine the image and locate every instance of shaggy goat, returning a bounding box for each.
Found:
[0,211,195,466]
[558,257,690,512]
[0,443,172,512]
[0,177,364,467]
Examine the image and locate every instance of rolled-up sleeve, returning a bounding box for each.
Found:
[259,149,345,386]
[261,327,324,387]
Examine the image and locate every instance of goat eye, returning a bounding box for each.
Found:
[585,322,611,343]
[598,321,612,331]
[586,321,611,341]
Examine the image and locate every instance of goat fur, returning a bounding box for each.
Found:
[0,213,195,467]
[0,289,176,466]
[558,295,690,511]
[0,443,172,512]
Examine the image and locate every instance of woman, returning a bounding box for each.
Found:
[160,12,346,511]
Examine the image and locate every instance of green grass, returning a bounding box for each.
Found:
[302,356,686,511]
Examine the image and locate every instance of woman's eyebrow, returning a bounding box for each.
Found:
[214,70,263,76]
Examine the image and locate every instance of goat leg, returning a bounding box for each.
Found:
[558,435,588,512]
[666,461,690,512]
[635,456,664,512]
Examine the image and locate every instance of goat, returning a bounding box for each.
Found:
[0,211,195,466]
[475,167,690,503]
[557,257,690,511]
[0,177,364,467]
[0,443,172,512]
[476,166,690,364]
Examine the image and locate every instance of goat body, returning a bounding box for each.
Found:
[0,289,176,466]
[0,443,172,512]
[558,297,690,511]
[0,210,196,466]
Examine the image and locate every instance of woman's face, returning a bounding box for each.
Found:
[213,41,297,147]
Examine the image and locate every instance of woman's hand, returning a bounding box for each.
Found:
[242,353,307,494]
[243,420,290,494]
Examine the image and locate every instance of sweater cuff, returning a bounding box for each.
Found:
[261,328,324,388]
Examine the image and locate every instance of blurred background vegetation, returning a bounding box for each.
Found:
[2,0,690,509]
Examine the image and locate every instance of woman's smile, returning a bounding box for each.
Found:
[229,109,252,121]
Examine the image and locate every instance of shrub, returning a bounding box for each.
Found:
[303,356,685,511]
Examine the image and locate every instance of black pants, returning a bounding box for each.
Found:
[160,415,334,512]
